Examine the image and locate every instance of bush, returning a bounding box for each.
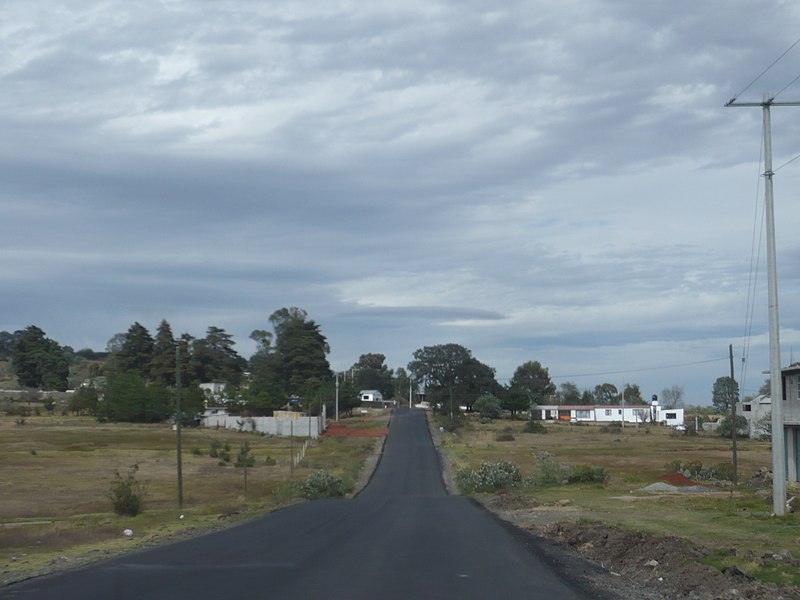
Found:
[439,412,467,432]
[107,464,146,516]
[566,465,608,484]
[235,442,255,468]
[522,420,547,434]
[599,422,622,433]
[495,432,515,442]
[534,455,569,486]
[456,460,522,493]
[264,455,276,466]
[298,470,349,499]
[473,394,501,420]
[663,460,735,482]
[717,415,749,438]
[209,441,231,463]
[532,454,607,487]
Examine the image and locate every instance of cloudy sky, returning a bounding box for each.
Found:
[3,1,800,403]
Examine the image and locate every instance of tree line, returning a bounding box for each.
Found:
[1,311,688,424]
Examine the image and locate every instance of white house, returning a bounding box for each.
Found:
[738,394,771,439]
[360,390,384,404]
[536,401,684,427]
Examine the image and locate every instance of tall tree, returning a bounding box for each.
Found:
[593,383,619,405]
[622,383,643,404]
[0,331,17,360]
[712,376,738,414]
[114,322,154,377]
[190,326,247,384]
[408,343,472,391]
[456,357,500,411]
[558,381,581,405]
[407,344,499,412]
[509,361,556,405]
[660,384,684,409]
[247,307,331,407]
[150,319,176,386]
[502,385,531,418]
[11,326,69,391]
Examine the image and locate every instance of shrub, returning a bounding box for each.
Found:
[495,432,515,442]
[473,394,502,420]
[599,422,622,433]
[706,462,735,481]
[522,420,547,434]
[534,455,569,486]
[440,413,467,433]
[456,460,522,493]
[264,455,276,466]
[533,455,607,487]
[299,470,349,499]
[235,442,255,468]
[663,460,735,482]
[107,464,146,516]
[567,465,608,484]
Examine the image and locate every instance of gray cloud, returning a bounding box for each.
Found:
[3,0,800,402]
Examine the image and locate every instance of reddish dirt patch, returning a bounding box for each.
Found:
[321,423,389,438]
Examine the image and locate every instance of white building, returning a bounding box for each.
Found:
[360,390,384,404]
[738,394,771,439]
[536,401,684,427]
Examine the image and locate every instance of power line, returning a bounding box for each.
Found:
[739,123,766,394]
[551,356,728,380]
[774,71,800,100]
[728,35,800,103]
[774,150,800,172]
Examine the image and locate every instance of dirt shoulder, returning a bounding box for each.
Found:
[426,411,799,600]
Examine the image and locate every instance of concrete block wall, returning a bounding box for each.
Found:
[203,414,325,438]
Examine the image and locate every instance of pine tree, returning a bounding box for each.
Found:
[150,319,176,385]
[11,325,69,391]
[115,322,154,378]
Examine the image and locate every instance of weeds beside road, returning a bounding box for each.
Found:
[430,412,800,598]
[0,413,387,586]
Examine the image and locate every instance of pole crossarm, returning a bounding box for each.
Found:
[725,99,800,107]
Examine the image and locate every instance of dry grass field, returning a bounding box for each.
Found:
[0,412,385,585]
[433,413,800,587]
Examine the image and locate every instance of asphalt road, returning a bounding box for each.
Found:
[2,408,602,599]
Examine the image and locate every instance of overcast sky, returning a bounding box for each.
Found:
[3,1,800,404]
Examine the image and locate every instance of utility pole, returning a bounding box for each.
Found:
[175,345,184,509]
[335,372,339,422]
[729,344,738,486]
[725,93,799,515]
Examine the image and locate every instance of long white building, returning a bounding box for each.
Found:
[535,401,684,427]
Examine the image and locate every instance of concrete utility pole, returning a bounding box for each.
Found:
[335,372,339,422]
[726,93,800,515]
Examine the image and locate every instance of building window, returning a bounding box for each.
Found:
[605,409,612,416]
[666,412,676,419]
[576,410,591,419]
[743,404,752,412]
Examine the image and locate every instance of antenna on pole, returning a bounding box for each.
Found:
[725,93,800,515]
